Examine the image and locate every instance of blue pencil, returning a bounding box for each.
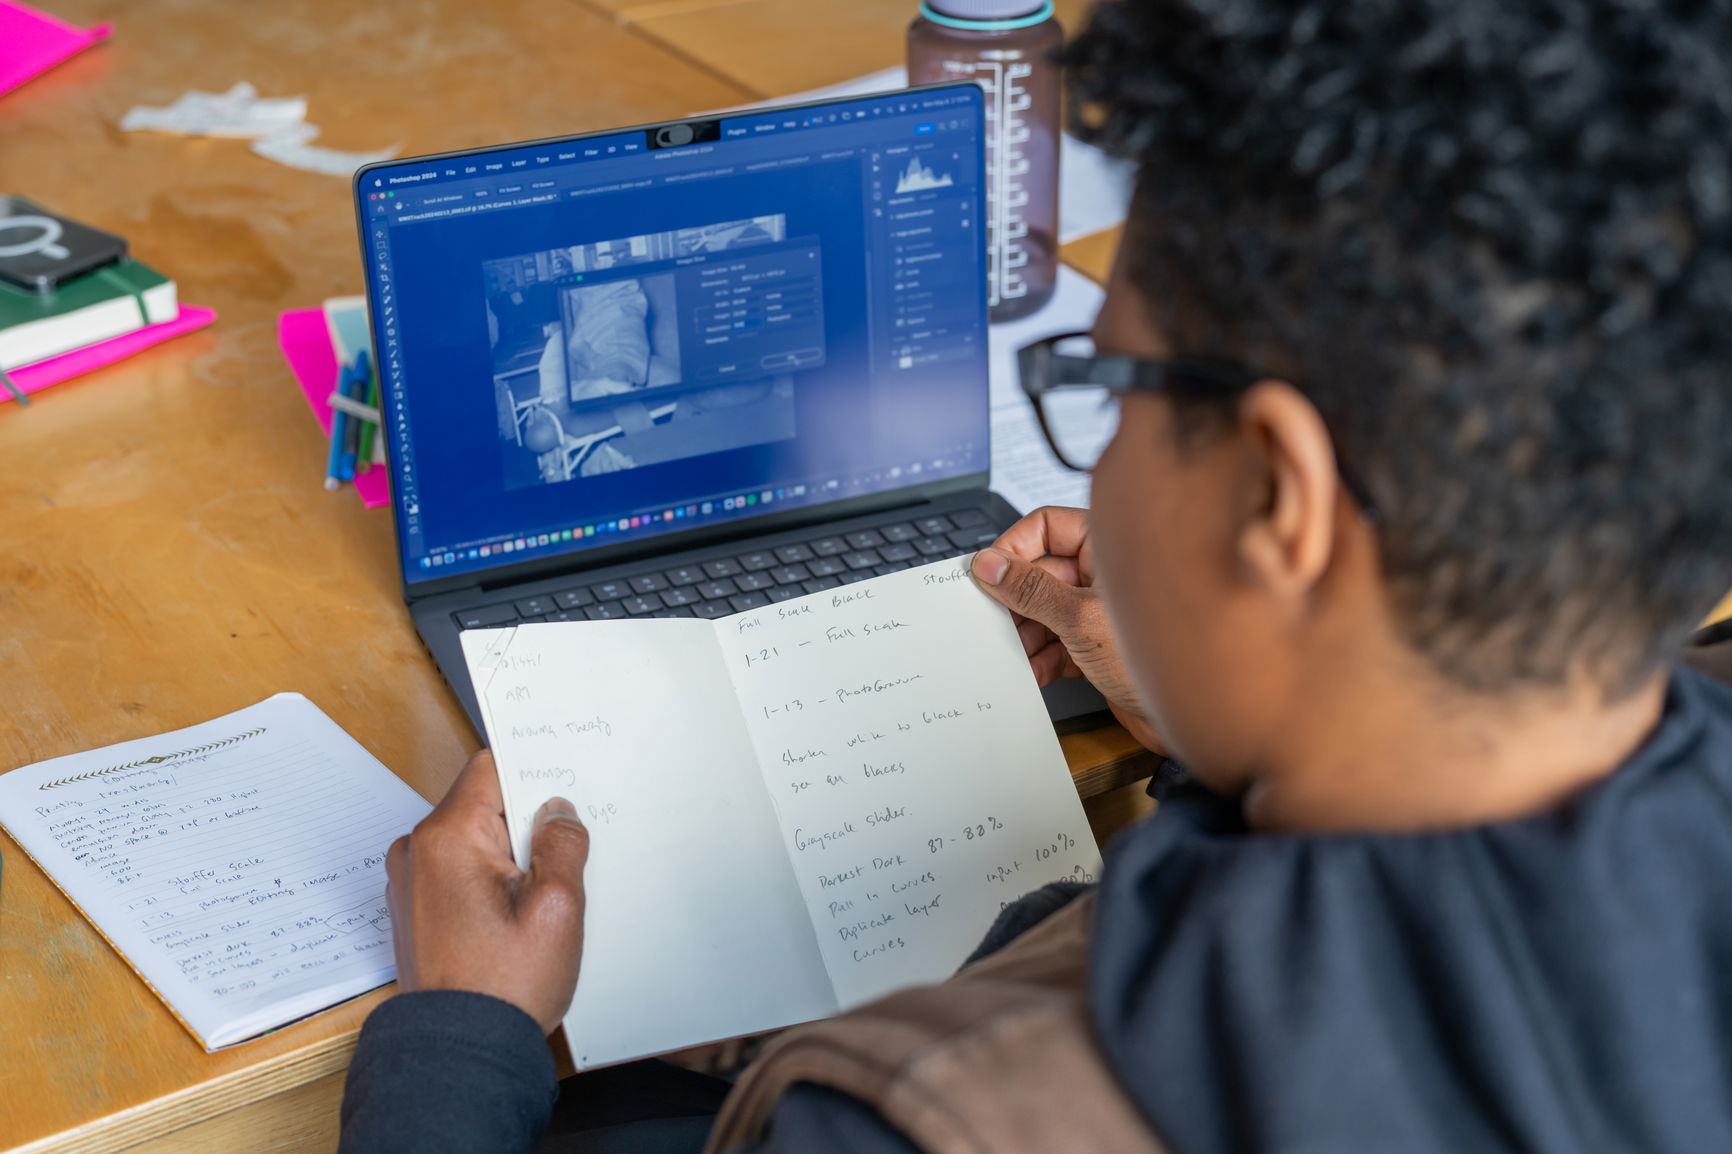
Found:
[325,364,353,490]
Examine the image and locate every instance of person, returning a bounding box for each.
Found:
[339,0,1732,1150]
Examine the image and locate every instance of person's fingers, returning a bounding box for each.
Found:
[439,749,506,819]
[439,741,505,803]
[991,506,1091,563]
[973,547,1085,638]
[1028,639,1076,686]
[1003,562,1086,626]
[433,751,515,857]
[1031,552,1082,588]
[520,798,590,932]
[384,836,416,990]
[386,833,411,882]
[1017,618,1050,658]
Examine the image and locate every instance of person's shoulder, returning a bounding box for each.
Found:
[1084,675,1732,1154]
[1684,622,1732,697]
[1659,658,1732,792]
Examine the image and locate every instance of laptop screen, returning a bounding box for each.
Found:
[356,85,989,589]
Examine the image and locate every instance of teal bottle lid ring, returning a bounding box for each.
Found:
[917,0,1055,32]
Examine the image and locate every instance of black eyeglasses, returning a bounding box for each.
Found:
[1016,331,1380,522]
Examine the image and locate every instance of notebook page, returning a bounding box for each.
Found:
[0,694,431,1050]
[721,557,1103,1009]
[461,621,835,1070]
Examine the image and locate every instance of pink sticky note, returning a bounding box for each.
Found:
[0,1,112,97]
[277,308,390,509]
[5,303,217,399]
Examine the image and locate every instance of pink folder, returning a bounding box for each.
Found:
[0,1,111,97]
[3,304,217,401]
[277,307,390,509]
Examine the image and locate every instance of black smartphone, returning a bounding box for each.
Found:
[0,197,128,293]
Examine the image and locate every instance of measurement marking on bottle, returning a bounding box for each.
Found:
[941,58,1035,307]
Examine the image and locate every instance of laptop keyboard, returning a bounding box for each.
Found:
[452,509,999,631]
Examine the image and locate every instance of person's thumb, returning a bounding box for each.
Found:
[522,798,590,927]
[971,548,1083,637]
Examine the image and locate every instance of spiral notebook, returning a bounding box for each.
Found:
[0,695,431,1049]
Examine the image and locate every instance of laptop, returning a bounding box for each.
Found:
[352,84,1105,734]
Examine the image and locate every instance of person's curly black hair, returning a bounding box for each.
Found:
[1066,0,1732,693]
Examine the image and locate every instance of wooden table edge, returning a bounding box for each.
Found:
[10,1029,362,1154]
[1069,745,1161,799]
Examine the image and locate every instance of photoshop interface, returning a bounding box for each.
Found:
[482,215,818,492]
[363,87,985,584]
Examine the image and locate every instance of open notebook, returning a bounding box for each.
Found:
[0,695,431,1049]
[463,555,1102,1070]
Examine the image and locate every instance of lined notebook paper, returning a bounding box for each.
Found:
[0,694,431,1049]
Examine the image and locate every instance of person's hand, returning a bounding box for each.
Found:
[386,750,590,1033]
[972,506,1166,753]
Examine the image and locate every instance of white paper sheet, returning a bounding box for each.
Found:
[0,694,431,1049]
[122,83,398,176]
[463,558,1100,1061]
[992,402,1092,513]
[1057,133,1139,246]
[120,82,308,139]
[462,622,838,1069]
[251,125,401,178]
[988,266,1107,512]
[721,558,1101,1008]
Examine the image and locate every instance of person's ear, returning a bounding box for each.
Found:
[1233,382,1341,599]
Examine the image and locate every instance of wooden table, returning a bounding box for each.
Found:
[0,1,1155,1150]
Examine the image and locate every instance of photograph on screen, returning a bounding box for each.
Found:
[483,216,799,491]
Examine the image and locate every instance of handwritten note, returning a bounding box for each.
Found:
[723,559,1100,1008]
[464,555,1101,1067]
[462,621,836,1069]
[0,694,431,1050]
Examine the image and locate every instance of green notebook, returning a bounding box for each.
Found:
[0,258,178,370]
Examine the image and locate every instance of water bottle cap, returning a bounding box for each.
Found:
[921,0,1054,28]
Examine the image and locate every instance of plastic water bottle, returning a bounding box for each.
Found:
[908,0,1062,322]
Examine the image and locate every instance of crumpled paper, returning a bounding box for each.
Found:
[120,82,306,138]
[121,83,397,176]
[251,124,400,178]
